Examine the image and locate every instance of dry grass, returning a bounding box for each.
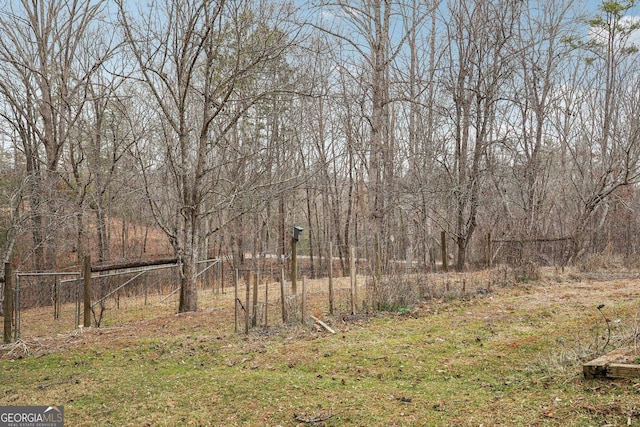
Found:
[2,267,640,426]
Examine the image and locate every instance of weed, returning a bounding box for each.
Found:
[596,304,612,353]
[514,262,540,283]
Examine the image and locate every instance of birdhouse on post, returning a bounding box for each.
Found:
[291,225,303,293]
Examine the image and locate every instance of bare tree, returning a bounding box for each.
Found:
[395,0,441,269]
[310,0,430,274]
[0,165,32,266]
[118,0,300,312]
[0,0,108,269]
[62,65,140,263]
[565,0,640,261]
[441,0,522,270]
[479,0,582,265]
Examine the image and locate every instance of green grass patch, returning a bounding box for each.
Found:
[2,278,640,426]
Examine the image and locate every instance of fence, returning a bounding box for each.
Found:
[2,249,518,344]
[2,259,219,340]
[90,262,182,327]
[14,271,83,341]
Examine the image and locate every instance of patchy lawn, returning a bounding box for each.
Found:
[2,268,640,426]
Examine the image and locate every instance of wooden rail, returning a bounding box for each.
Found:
[583,347,640,379]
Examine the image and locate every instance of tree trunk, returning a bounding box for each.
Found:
[179,211,199,313]
[96,205,109,262]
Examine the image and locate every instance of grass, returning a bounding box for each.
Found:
[2,270,640,426]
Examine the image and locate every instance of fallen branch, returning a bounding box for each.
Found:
[2,339,30,359]
[294,411,334,424]
[310,315,336,334]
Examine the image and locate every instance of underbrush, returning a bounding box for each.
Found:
[577,247,640,272]
[365,267,518,313]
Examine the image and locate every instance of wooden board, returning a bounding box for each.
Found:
[583,347,640,380]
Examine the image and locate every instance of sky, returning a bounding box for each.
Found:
[585,0,640,20]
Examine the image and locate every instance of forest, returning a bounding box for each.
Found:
[0,0,639,313]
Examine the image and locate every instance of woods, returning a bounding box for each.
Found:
[1,0,640,312]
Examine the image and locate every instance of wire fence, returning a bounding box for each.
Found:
[4,253,520,342]
[8,260,218,339]
[13,272,83,340]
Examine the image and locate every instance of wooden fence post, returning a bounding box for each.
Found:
[301,276,306,325]
[350,246,356,315]
[487,233,493,269]
[83,256,92,327]
[264,280,269,329]
[3,263,13,344]
[53,276,60,320]
[214,260,219,294]
[280,268,287,324]
[328,243,334,315]
[219,260,224,294]
[245,271,250,334]
[252,271,259,327]
[291,237,298,294]
[234,269,239,334]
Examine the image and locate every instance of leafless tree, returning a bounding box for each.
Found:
[565,0,640,261]
[441,0,522,270]
[118,0,301,311]
[0,0,108,270]
[310,0,431,274]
